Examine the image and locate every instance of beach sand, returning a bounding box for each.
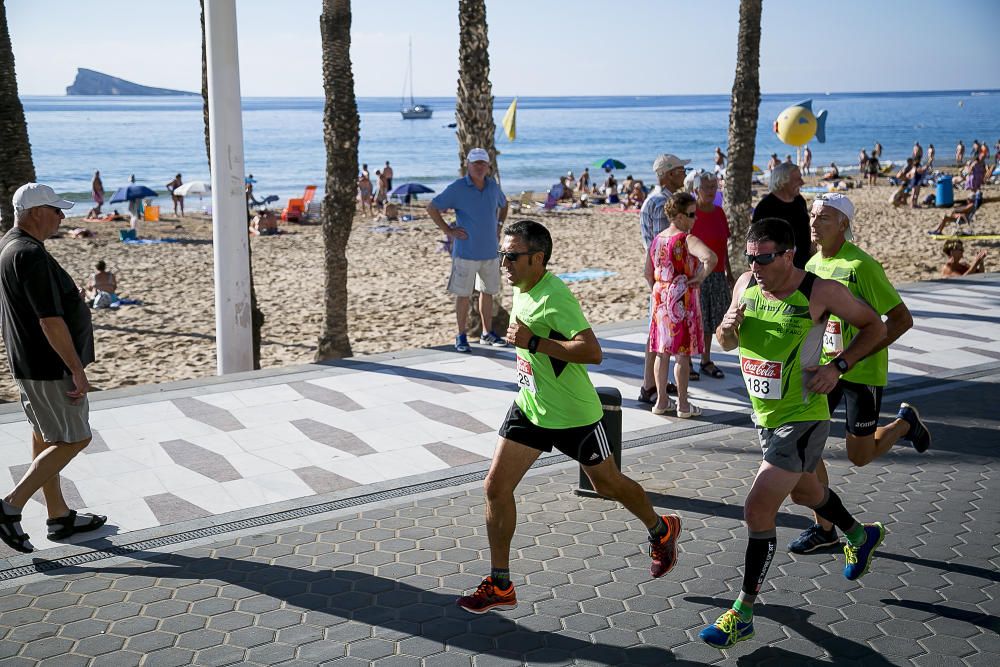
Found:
[1,174,995,402]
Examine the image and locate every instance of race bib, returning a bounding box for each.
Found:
[516,356,537,394]
[823,320,844,355]
[740,356,783,400]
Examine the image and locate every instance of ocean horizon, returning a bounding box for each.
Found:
[21,89,1000,215]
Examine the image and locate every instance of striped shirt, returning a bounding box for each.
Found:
[639,185,676,249]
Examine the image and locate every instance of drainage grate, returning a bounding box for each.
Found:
[0,416,745,582]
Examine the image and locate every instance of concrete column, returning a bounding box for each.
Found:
[205,0,252,374]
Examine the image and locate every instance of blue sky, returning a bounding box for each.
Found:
[9,0,1000,97]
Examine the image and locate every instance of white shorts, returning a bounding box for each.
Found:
[448,257,501,297]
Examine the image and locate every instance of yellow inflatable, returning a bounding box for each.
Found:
[773,99,828,147]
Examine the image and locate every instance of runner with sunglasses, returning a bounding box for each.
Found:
[700,217,888,649]
[456,219,683,614]
[787,194,930,556]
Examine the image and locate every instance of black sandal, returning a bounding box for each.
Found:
[637,386,657,405]
[689,370,701,381]
[46,510,108,540]
[700,361,725,379]
[0,504,32,553]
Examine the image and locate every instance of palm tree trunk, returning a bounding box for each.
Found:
[0,0,36,232]
[722,0,762,270]
[199,0,211,168]
[316,0,358,360]
[455,0,498,178]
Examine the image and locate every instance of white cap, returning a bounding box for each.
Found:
[813,192,855,240]
[466,147,490,163]
[12,183,74,215]
[653,153,690,175]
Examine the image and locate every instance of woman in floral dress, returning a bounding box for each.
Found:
[644,192,717,418]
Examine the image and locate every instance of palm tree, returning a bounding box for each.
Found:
[315,0,359,360]
[0,0,36,232]
[199,0,210,167]
[455,0,498,178]
[722,0,762,269]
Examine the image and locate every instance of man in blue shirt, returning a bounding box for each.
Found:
[428,148,509,352]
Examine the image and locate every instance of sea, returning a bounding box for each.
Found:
[20,90,1000,214]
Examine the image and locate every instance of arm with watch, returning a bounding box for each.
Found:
[804,279,887,395]
[505,317,603,365]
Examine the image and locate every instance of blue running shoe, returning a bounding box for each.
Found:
[843,522,886,581]
[455,334,471,353]
[699,609,754,649]
[897,403,931,453]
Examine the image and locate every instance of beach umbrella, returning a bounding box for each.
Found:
[109,184,158,203]
[594,158,627,170]
[391,183,435,197]
[173,181,211,197]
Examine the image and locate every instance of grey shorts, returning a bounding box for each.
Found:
[15,377,92,444]
[757,420,830,473]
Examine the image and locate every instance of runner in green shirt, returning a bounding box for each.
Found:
[700,218,888,650]
[457,220,682,614]
[789,194,931,555]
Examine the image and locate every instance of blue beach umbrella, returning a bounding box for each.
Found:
[109,184,158,203]
[391,183,435,197]
[594,158,627,170]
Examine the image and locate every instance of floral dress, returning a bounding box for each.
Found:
[649,231,704,355]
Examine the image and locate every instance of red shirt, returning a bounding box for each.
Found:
[692,205,730,273]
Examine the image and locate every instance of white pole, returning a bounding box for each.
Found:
[205,0,253,375]
[205,0,253,374]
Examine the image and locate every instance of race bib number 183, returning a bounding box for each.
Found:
[740,356,783,400]
[516,356,537,394]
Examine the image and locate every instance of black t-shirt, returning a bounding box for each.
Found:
[751,193,812,269]
[0,228,94,380]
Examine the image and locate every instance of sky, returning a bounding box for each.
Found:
[8,0,1000,97]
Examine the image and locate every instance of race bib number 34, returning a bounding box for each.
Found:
[516,356,537,394]
[823,320,844,354]
[740,356,783,400]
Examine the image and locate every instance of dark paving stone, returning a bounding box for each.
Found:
[424,441,488,466]
[288,380,363,411]
[172,397,245,432]
[8,464,85,509]
[145,492,212,524]
[160,439,242,482]
[406,399,492,433]
[290,419,376,455]
[293,465,360,494]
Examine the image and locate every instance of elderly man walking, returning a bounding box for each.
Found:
[751,162,812,269]
[0,184,107,554]
[637,153,689,405]
[428,148,509,353]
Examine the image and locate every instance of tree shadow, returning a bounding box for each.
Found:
[878,551,1000,584]
[880,599,1000,633]
[40,548,702,664]
[685,595,896,665]
[645,492,813,531]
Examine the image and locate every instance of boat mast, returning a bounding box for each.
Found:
[408,36,415,106]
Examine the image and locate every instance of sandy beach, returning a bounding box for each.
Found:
[1,173,995,402]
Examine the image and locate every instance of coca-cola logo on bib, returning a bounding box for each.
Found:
[741,358,781,378]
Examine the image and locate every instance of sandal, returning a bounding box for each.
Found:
[689,370,701,382]
[666,382,678,395]
[0,503,32,553]
[637,386,657,405]
[651,400,676,416]
[699,361,725,379]
[676,404,703,419]
[46,510,108,541]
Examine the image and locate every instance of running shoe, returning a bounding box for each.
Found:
[649,514,682,578]
[843,522,886,581]
[699,609,755,649]
[926,230,942,236]
[788,524,841,554]
[455,334,471,353]
[456,576,517,614]
[897,403,931,453]
[479,331,508,347]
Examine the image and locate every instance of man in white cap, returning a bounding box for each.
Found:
[637,153,689,405]
[0,183,107,554]
[787,192,929,555]
[428,148,509,352]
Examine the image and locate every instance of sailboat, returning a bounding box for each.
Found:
[400,37,432,120]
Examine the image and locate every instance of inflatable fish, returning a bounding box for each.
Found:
[773,99,828,146]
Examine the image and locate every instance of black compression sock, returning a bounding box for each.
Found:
[742,530,777,597]
[491,568,511,589]
[811,488,860,535]
[648,515,668,540]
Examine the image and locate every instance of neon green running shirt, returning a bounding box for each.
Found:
[513,272,603,429]
[806,242,901,387]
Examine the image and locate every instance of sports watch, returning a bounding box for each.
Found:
[832,358,849,374]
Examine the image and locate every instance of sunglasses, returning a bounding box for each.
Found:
[498,250,537,262]
[682,211,696,218]
[745,249,791,266]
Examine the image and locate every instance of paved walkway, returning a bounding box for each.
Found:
[0,275,997,665]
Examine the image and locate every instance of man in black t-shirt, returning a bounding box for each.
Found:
[751,162,812,268]
[0,183,107,554]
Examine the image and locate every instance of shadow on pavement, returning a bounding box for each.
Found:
[880,599,1000,633]
[686,595,896,665]
[646,492,813,531]
[42,550,704,664]
[879,551,1000,584]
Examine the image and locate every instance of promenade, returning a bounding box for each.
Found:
[0,275,997,665]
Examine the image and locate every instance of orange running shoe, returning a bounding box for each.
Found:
[649,514,682,578]
[456,576,518,614]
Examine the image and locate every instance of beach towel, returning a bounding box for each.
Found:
[599,207,642,213]
[371,225,405,233]
[556,268,617,283]
[121,238,186,245]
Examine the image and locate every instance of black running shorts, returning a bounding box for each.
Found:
[498,403,610,466]
[828,379,884,437]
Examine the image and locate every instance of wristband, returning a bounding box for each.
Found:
[527,335,541,354]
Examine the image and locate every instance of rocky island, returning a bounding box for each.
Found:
[66,68,197,96]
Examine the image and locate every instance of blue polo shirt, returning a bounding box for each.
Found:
[431,175,507,260]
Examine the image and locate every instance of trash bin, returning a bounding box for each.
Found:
[575,387,622,498]
[936,176,954,208]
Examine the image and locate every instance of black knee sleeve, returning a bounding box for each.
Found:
[811,488,858,534]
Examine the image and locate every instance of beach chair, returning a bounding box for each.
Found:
[281,185,317,222]
[514,191,535,212]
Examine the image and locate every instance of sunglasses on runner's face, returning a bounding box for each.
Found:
[745,249,791,266]
[498,250,536,262]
